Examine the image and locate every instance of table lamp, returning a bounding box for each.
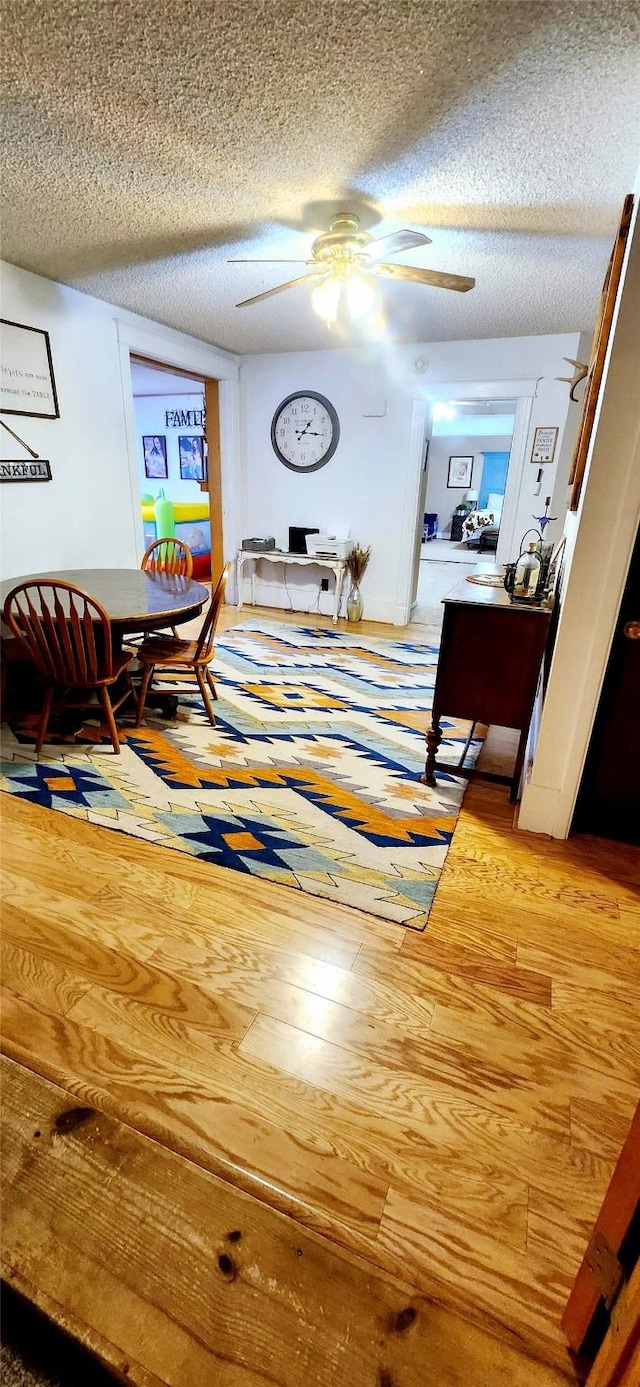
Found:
[460,489,478,514]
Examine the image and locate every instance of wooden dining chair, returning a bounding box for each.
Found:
[141,538,194,638]
[2,580,135,754]
[141,538,193,579]
[134,563,231,728]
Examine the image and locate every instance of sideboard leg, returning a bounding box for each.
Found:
[422,718,442,786]
[510,725,529,801]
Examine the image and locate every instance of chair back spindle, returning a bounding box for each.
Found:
[142,539,193,579]
[3,581,114,686]
[194,563,231,663]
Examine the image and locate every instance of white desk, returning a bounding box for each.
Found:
[236,549,348,624]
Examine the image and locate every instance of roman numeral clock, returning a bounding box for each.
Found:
[271,391,340,472]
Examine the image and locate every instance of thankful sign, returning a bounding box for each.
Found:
[0,459,52,482]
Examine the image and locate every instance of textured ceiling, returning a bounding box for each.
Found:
[1,0,639,354]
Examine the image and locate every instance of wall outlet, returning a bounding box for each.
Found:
[320,577,330,592]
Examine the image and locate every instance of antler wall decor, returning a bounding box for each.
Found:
[556,357,588,402]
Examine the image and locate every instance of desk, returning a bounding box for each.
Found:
[423,569,551,800]
[237,550,348,624]
[1,569,208,649]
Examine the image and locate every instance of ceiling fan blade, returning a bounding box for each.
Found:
[375,262,475,292]
[366,230,432,260]
[235,271,323,308]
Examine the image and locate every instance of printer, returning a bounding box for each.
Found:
[305,532,351,560]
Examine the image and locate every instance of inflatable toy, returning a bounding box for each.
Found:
[142,497,212,578]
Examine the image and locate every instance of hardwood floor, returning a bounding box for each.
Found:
[2,1058,571,1387]
[1,605,639,1381]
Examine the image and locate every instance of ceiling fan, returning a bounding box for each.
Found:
[228,213,475,323]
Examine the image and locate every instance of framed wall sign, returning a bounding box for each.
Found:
[143,434,168,479]
[447,455,473,488]
[530,426,559,464]
[0,319,59,419]
[0,458,52,482]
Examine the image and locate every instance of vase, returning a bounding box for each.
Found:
[346,583,363,622]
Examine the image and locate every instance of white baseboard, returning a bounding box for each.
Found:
[517,782,565,837]
[237,578,403,626]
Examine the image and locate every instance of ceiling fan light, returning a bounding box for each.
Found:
[433,401,457,422]
[311,277,341,324]
[346,274,375,320]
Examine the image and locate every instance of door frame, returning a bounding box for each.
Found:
[115,318,240,595]
[518,197,639,838]
[396,378,537,626]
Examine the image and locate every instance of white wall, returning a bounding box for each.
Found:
[0,261,238,581]
[519,198,640,838]
[424,433,512,536]
[239,333,581,623]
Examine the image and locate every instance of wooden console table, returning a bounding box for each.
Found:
[423,570,551,800]
[236,549,348,624]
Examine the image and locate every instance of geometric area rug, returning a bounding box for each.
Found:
[0,621,483,931]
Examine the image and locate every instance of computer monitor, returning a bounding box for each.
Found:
[288,526,319,554]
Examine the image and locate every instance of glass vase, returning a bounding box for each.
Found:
[346,583,363,622]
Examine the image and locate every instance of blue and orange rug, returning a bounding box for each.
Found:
[0,622,482,930]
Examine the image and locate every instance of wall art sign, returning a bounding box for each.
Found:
[165,408,204,428]
[447,455,474,488]
[178,434,206,481]
[0,319,59,419]
[143,434,168,479]
[0,458,52,482]
[530,426,559,464]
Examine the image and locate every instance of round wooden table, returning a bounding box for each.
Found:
[1,568,209,646]
[1,568,210,725]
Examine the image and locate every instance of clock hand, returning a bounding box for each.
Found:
[295,418,314,440]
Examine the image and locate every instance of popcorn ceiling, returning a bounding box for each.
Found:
[1,0,638,352]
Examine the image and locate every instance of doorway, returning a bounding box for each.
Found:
[129,355,224,583]
[572,523,640,844]
[413,397,516,626]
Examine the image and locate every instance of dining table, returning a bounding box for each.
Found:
[1,568,209,650]
[1,567,210,722]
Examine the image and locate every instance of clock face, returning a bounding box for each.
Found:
[271,391,340,472]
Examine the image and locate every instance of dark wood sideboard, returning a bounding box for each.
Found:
[423,571,552,801]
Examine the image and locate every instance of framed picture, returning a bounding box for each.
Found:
[530,426,559,465]
[178,434,206,481]
[143,435,168,479]
[0,318,59,418]
[447,455,473,488]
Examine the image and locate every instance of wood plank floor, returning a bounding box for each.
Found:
[2,1056,572,1387]
[2,605,639,1378]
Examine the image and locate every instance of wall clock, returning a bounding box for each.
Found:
[271,391,340,472]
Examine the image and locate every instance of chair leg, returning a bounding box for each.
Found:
[195,667,216,726]
[135,664,155,727]
[205,668,218,700]
[123,669,136,709]
[100,686,121,754]
[35,686,54,754]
